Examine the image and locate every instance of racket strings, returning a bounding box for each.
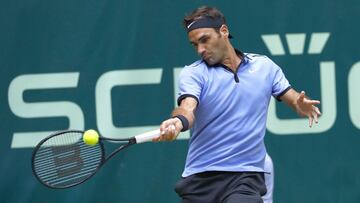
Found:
[33,131,104,188]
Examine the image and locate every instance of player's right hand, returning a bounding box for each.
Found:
[153,118,183,142]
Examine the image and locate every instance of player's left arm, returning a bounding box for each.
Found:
[279,88,321,127]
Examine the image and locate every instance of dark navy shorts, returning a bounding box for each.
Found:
[174,171,267,203]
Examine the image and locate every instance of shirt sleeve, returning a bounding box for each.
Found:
[177,65,204,106]
[270,60,291,101]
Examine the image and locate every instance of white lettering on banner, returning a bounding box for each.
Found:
[285,33,306,55]
[7,61,360,148]
[266,62,337,135]
[262,33,330,55]
[348,61,360,129]
[95,69,163,139]
[8,72,84,148]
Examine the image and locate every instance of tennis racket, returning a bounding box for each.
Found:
[31,129,161,189]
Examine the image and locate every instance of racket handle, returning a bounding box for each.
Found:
[134,129,160,144]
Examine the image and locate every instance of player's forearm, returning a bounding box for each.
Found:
[171,107,195,130]
[280,88,302,114]
[280,88,313,117]
[171,97,197,131]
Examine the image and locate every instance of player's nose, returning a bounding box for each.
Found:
[197,45,206,57]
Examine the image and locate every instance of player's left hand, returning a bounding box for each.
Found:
[296,91,322,127]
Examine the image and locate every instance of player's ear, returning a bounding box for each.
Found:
[219,24,229,38]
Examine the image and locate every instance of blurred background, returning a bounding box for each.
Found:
[1,0,359,202]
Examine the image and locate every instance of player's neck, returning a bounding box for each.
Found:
[221,46,241,72]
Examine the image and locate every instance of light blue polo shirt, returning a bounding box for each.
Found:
[177,53,291,177]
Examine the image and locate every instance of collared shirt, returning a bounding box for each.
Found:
[177,53,291,177]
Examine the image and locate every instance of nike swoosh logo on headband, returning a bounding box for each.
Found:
[187,21,197,29]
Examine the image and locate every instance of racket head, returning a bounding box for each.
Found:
[31,130,105,189]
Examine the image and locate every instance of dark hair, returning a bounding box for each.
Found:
[183,6,227,30]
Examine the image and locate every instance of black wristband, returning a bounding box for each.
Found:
[173,115,189,132]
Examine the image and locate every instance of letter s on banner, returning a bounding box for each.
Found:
[8,72,84,148]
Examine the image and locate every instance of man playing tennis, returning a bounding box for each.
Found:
[155,6,321,203]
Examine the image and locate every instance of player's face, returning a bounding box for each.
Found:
[188,28,227,65]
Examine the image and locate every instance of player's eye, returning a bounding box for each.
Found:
[199,37,209,44]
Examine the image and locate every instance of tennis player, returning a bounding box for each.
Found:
[155,6,321,203]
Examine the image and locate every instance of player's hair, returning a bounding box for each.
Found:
[183,6,227,33]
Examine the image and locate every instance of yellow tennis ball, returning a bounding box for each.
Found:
[83,129,99,145]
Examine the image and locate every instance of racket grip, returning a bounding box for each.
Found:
[134,129,160,144]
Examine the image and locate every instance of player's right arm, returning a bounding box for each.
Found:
[154,97,198,142]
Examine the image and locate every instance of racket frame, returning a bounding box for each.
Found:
[31,130,137,189]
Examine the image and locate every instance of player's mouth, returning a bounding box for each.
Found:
[202,53,210,60]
